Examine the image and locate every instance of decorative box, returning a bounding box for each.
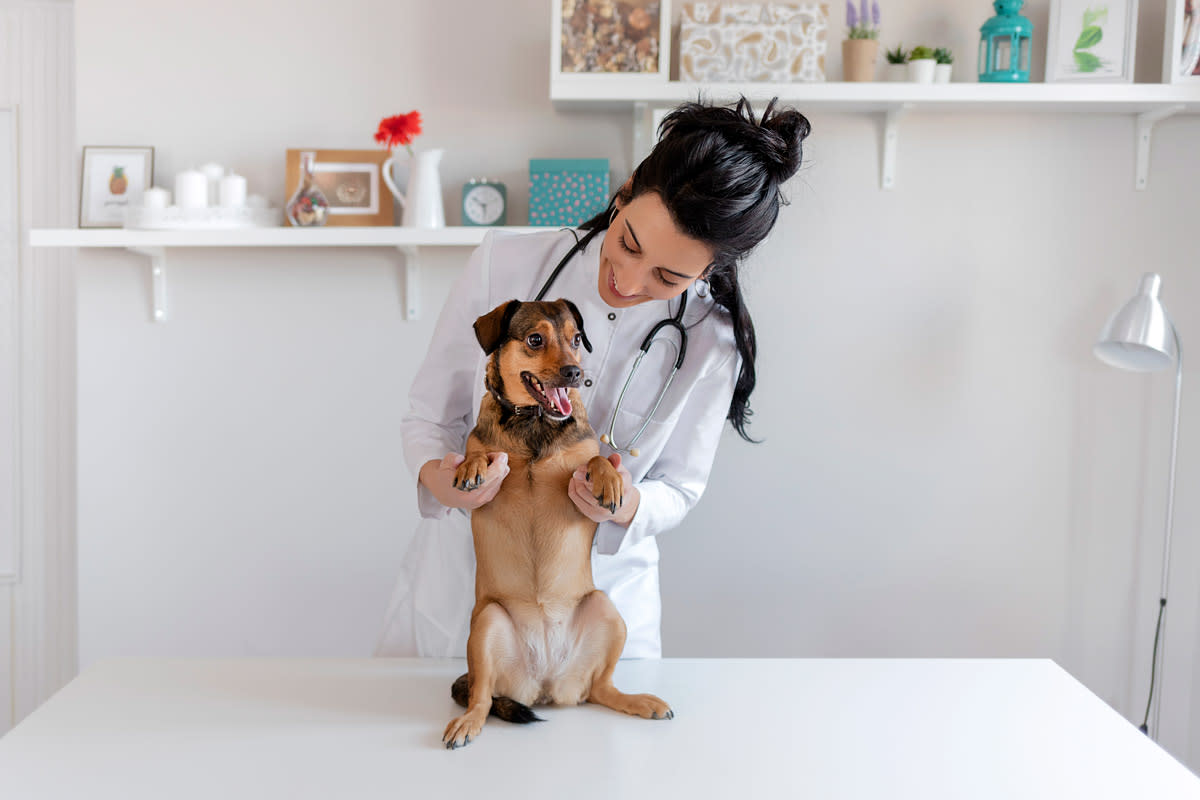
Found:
[679,2,828,82]
[529,158,610,227]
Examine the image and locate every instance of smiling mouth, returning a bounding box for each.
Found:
[521,372,573,419]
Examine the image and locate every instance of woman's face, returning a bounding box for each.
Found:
[596,191,714,309]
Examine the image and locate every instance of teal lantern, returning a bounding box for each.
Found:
[978,0,1032,82]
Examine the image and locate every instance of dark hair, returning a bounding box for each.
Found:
[582,96,810,441]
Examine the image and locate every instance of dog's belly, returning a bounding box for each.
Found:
[493,600,596,707]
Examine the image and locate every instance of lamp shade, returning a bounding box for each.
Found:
[1094,272,1178,372]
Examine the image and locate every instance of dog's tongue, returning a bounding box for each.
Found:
[549,387,572,416]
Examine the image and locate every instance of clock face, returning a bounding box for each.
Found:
[464,185,505,225]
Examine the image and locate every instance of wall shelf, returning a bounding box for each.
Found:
[28,226,543,322]
[551,80,1200,190]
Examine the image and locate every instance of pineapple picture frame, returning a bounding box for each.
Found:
[79,145,154,228]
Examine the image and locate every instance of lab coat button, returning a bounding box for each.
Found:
[585,379,593,387]
[607,312,616,321]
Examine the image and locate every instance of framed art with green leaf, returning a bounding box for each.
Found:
[1045,0,1137,82]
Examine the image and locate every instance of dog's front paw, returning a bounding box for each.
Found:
[453,455,491,491]
[585,455,623,514]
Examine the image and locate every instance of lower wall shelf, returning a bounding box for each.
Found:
[29,225,545,322]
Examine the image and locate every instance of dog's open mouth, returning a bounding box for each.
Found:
[521,372,573,419]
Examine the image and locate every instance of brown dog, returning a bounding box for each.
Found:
[443,298,673,749]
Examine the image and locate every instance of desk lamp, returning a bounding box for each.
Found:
[1094,272,1183,741]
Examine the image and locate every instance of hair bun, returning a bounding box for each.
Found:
[756,98,810,184]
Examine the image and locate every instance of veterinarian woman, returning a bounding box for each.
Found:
[376,97,810,659]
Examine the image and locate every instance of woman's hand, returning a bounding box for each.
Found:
[420,452,509,510]
[569,453,640,527]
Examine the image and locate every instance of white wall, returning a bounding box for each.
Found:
[75,0,1200,769]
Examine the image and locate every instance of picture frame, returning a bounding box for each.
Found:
[1045,0,1138,82]
[284,149,394,227]
[78,145,154,228]
[551,0,672,82]
[1163,0,1200,82]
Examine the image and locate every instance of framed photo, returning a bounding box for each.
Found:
[1163,0,1200,82]
[1045,0,1138,82]
[551,0,671,81]
[78,146,153,228]
[284,149,393,226]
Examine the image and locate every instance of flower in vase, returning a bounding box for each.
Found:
[375,111,423,156]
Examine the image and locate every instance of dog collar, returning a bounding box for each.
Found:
[487,382,544,419]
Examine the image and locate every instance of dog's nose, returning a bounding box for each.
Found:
[560,365,582,383]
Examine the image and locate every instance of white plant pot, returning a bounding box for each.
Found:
[908,58,936,83]
[887,62,909,81]
[934,63,953,83]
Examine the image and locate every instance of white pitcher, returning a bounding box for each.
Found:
[382,148,445,228]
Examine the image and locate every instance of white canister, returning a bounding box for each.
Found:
[174,169,208,209]
[142,186,170,209]
[199,162,225,205]
[246,194,268,209]
[219,174,247,208]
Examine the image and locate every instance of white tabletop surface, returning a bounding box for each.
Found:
[0,657,1197,799]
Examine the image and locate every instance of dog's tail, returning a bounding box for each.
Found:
[451,672,543,724]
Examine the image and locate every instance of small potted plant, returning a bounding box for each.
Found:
[933,47,954,83]
[884,44,908,81]
[908,45,936,83]
[842,0,880,82]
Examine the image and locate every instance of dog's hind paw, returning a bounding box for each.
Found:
[443,712,486,750]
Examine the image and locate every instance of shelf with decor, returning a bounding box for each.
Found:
[28,225,543,322]
[551,79,1200,191]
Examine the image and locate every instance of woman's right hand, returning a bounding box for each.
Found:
[419,451,510,510]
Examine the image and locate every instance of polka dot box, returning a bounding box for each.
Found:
[528,158,610,226]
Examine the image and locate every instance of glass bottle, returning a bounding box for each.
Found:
[285,151,330,227]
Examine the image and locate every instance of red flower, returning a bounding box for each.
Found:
[375,111,423,153]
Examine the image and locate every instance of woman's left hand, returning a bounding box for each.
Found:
[569,453,640,527]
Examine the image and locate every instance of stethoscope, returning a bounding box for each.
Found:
[534,224,690,458]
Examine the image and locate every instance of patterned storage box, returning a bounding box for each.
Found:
[529,158,610,227]
[680,2,829,82]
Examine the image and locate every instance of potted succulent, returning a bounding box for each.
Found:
[933,47,954,83]
[842,0,880,82]
[884,44,909,81]
[908,45,937,83]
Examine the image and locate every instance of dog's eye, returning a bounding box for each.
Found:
[573,333,583,348]
[526,333,544,349]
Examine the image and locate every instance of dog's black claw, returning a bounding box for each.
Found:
[585,471,591,482]
[666,710,674,719]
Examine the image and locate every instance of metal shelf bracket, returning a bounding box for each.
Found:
[397,245,420,320]
[881,104,913,191]
[1135,105,1185,190]
[127,246,169,322]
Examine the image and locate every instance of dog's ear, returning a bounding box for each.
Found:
[562,299,592,353]
[473,300,522,355]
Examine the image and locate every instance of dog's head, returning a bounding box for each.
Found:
[474,299,592,421]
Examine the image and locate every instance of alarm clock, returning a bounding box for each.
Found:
[462,179,507,226]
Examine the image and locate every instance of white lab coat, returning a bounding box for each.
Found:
[374,227,739,659]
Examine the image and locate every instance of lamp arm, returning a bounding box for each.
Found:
[1150,331,1182,741]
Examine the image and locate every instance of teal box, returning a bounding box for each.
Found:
[528,158,609,226]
